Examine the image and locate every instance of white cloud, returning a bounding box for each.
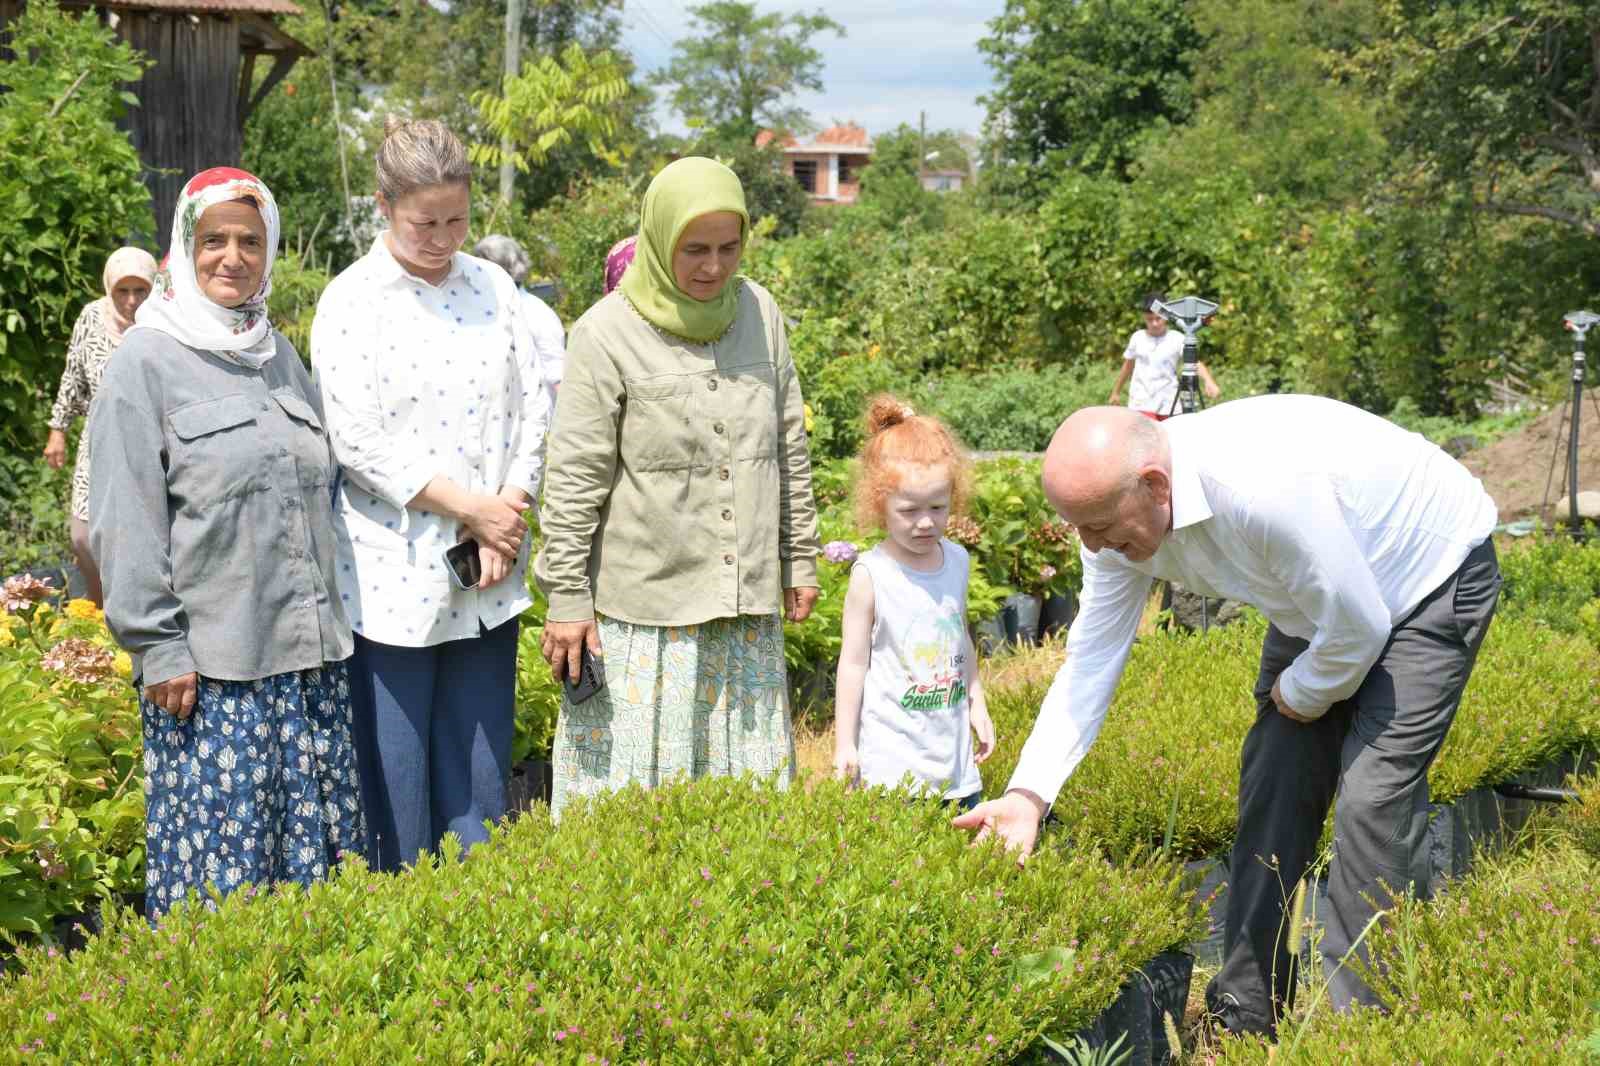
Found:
[621,0,1003,138]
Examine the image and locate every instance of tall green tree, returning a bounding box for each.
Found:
[865,123,972,180]
[1354,0,1599,237]
[979,0,1197,191]
[0,0,151,449]
[655,1,844,146]
[1133,0,1387,206]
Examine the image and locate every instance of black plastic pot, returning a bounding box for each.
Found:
[1040,592,1077,639]
[506,758,553,815]
[1049,949,1195,1065]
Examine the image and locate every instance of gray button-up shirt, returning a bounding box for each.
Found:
[88,328,352,687]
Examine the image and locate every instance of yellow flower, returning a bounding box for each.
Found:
[0,627,13,648]
[803,403,815,435]
[65,599,104,623]
[114,651,133,679]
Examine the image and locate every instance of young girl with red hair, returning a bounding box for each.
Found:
[832,396,995,808]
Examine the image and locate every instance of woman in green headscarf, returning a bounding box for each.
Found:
[535,157,821,817]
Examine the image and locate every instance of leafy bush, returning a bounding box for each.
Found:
[269,249,334,359]
[0,593,141,937]
[1220,836,1600,1064]
[961,459,1083,599]
[0,454,74,580]
[0,0,153,451]
[1496,530,1600,637]
[512,618,561,763]
[521,175,641,323]
[0,777,1199,1063]
[913,365,1107,453]
[981,613,1600,860]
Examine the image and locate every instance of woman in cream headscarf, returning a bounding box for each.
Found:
[536,156,821,817]
[43,246,158,605]
[89,167,362,920]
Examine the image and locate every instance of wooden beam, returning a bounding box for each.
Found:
[235,49,258,129]
[238,48,296,128]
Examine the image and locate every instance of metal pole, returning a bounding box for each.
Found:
[321,0,356,249]
[1571,330,1585,539]
[499,0,525,205]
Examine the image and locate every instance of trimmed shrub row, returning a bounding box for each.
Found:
[980,612,1600,861]
[0,777,1199,1064]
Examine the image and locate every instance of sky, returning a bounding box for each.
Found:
[618,0,1004,140]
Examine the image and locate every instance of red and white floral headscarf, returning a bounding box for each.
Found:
[133,167,280,368]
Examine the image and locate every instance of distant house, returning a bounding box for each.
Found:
[0,0,310,249]
[756,122,874,205]
[920,169,966,193]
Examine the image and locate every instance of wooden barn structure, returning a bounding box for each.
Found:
[0,0,310,249]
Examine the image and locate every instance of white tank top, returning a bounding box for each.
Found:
[854,539,982,800]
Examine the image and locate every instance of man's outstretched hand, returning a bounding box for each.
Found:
[951,788,1048,862]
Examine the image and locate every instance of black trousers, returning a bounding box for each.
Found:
[1205,539,1502,1034]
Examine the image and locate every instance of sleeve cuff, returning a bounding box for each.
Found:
[545,588,596,623]
[502,462,544,501]
[1276,670,1332,720]
[781,555,818,590]
[138,638,197,688]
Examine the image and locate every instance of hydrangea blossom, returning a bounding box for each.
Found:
[822,540,860,564]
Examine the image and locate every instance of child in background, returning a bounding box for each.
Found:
[1109,290,1220,419]
[833,397,994,809]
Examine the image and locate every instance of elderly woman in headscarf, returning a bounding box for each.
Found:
[88,167,363,920]
[535,157,821,818]
[43,246,158,605]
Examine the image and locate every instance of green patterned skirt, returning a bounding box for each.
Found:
[550,613,794,818]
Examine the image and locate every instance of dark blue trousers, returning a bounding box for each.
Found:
[348,617,518,872]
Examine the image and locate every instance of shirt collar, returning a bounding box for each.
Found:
[367,232,466,287]
[1167,429,1213,530]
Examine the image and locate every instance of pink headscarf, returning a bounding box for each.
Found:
[603,235,638,296]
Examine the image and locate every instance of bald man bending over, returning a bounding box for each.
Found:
[954,395,1500,1036]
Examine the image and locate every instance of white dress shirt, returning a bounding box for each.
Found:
[310,234,551,648]
[1008,395,1498,804]
[1122,328,1187,414]
[519,289,566,407]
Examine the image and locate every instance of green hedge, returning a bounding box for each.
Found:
[0,777,1199,1064]
[1219,779,1600,1064]
[980,613,1600,860]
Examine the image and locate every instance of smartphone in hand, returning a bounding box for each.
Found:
[564,643,606,705]
[444,538,482,590]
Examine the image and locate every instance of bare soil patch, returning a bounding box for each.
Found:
[1459,402,1600,521]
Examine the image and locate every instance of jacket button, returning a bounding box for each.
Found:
[713,422,725,435]
[719,467,730,480]
[723,554,734,565]
[721,509,732,521]
[707,379,719,392]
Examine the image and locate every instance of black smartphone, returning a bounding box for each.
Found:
[564,643,606,705]
[444,538,482,590]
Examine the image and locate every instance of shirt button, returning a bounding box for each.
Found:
[259,402,270,412]
[721,509,732,521]
[723,554,734,565]
[707,379,719,392]
[719,468,730,481]
[713,422,725,435]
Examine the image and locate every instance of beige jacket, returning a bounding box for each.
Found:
[535,281,819,626]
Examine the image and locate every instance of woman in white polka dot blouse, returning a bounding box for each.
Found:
[310,117,551,871]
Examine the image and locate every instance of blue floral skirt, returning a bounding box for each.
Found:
[141,661,365,920]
